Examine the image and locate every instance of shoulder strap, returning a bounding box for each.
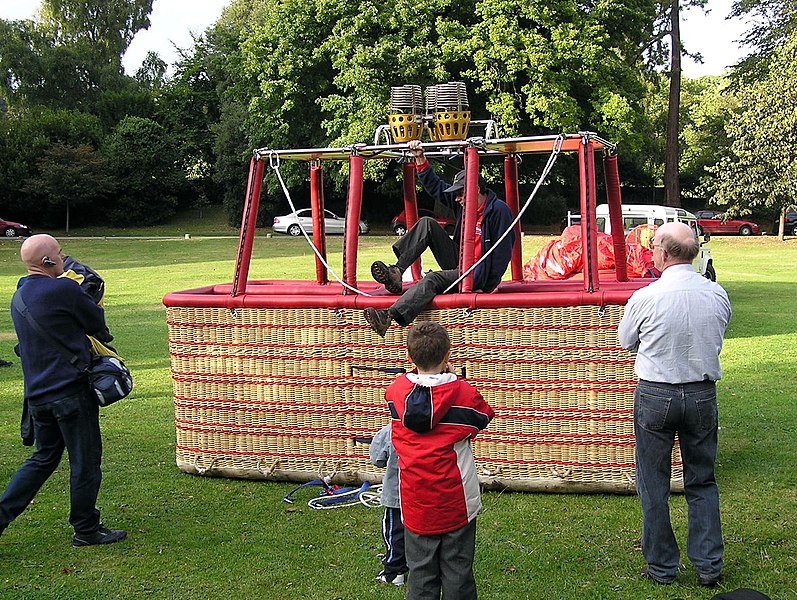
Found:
[11,290,87,371]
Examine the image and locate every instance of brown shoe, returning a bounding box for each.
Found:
[364,308,392,337]
[371,261,403,295]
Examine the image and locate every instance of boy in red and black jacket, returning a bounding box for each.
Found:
[386,321,494,600]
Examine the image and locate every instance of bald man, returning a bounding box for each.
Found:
[1,235,126,547]
[619,222,731,588]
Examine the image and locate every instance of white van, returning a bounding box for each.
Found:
[594,204,698,235]
[568,204,716,280]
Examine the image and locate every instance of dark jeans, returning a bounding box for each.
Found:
[390,217,459,326]
[380,506,407,576]
[0,388,102,535]
[405,518,477,600]
[634,379,724,582]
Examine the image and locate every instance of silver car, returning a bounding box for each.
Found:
[272,208,369,236]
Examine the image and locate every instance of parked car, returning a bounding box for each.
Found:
[775,210,797,236]
[0,217,32,238]
[695,210,759,236]
[391,208,456,236]
[272,208,369,237]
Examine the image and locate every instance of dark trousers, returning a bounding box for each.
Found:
[380,506,407,576]
[634,379,724,582]
[0,388,102,535]
[390,217,459,326]
[405,518,478,600]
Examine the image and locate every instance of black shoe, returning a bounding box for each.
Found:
[640,566,674,585]
[0,359,12,367]
[371,261,403,295]
[364,308,392,338]
[72,525,128,547]
[699,572,722,587]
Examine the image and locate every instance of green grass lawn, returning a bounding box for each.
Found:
[0,232,795,599]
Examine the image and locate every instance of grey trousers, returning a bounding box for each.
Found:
[404,518,478,600]
[389,216,460,326]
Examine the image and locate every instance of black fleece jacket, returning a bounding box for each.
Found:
[11,275,108,405]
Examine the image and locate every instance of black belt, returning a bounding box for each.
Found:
[639,379,715,388]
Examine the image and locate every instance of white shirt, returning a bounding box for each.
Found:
[618,264,731,384]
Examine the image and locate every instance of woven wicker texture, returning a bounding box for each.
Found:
[166,304,683,493]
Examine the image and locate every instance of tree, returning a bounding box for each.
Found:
[23,143,114,230]
[228,0,659,218]
[678,76,735,197]
[730,0,796,82]
[663,0,683,207]
[702,32,797,239]
[102,116,185,225]
[0,1,153,114]
[642,0,707,207]
[0,107,104,222]
[38,0,153,69]
[135,50,167,89]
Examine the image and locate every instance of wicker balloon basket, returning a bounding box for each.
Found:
[165,302,682,493]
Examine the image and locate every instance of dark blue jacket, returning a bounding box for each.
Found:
[11,275,108,405]
[417,165,515,292]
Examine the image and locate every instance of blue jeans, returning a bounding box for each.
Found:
[0,389,102,535]
[634,380,724,582]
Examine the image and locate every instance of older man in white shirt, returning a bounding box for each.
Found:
[619,222,731,588]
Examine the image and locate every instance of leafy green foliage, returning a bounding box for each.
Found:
[730,0,796,82]
[38,0,153,65]
[701,32,797,224]
[23,143,114,229]
[0,107,104,221]
[102,116,186,225]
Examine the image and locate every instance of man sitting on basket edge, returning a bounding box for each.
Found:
[365,140,515,337]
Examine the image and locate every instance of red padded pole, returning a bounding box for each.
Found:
[402,162,422,281]
[231,156,265,297]
[578,140,600,292]
[603,153,628,282]
[310,162,328,285]
[343,154,364,292]
[504,155,522,281]
[460,147,480,293]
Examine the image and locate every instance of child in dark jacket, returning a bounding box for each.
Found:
[369,423,407,586]
[386,321,495,600]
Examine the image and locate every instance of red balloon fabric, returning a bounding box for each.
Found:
[523,225,657,281]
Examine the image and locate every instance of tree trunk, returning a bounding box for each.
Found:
[664,0,682,207]
[778,205,785,240]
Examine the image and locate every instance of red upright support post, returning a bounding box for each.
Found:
[603,153,629,282]
[310,162,328,285]
[402,162,423,281]
[504,155,522,282]
[231,156,265,297]
[578,139,600,292]
[343,153,364,293]
[460,147,480,293]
